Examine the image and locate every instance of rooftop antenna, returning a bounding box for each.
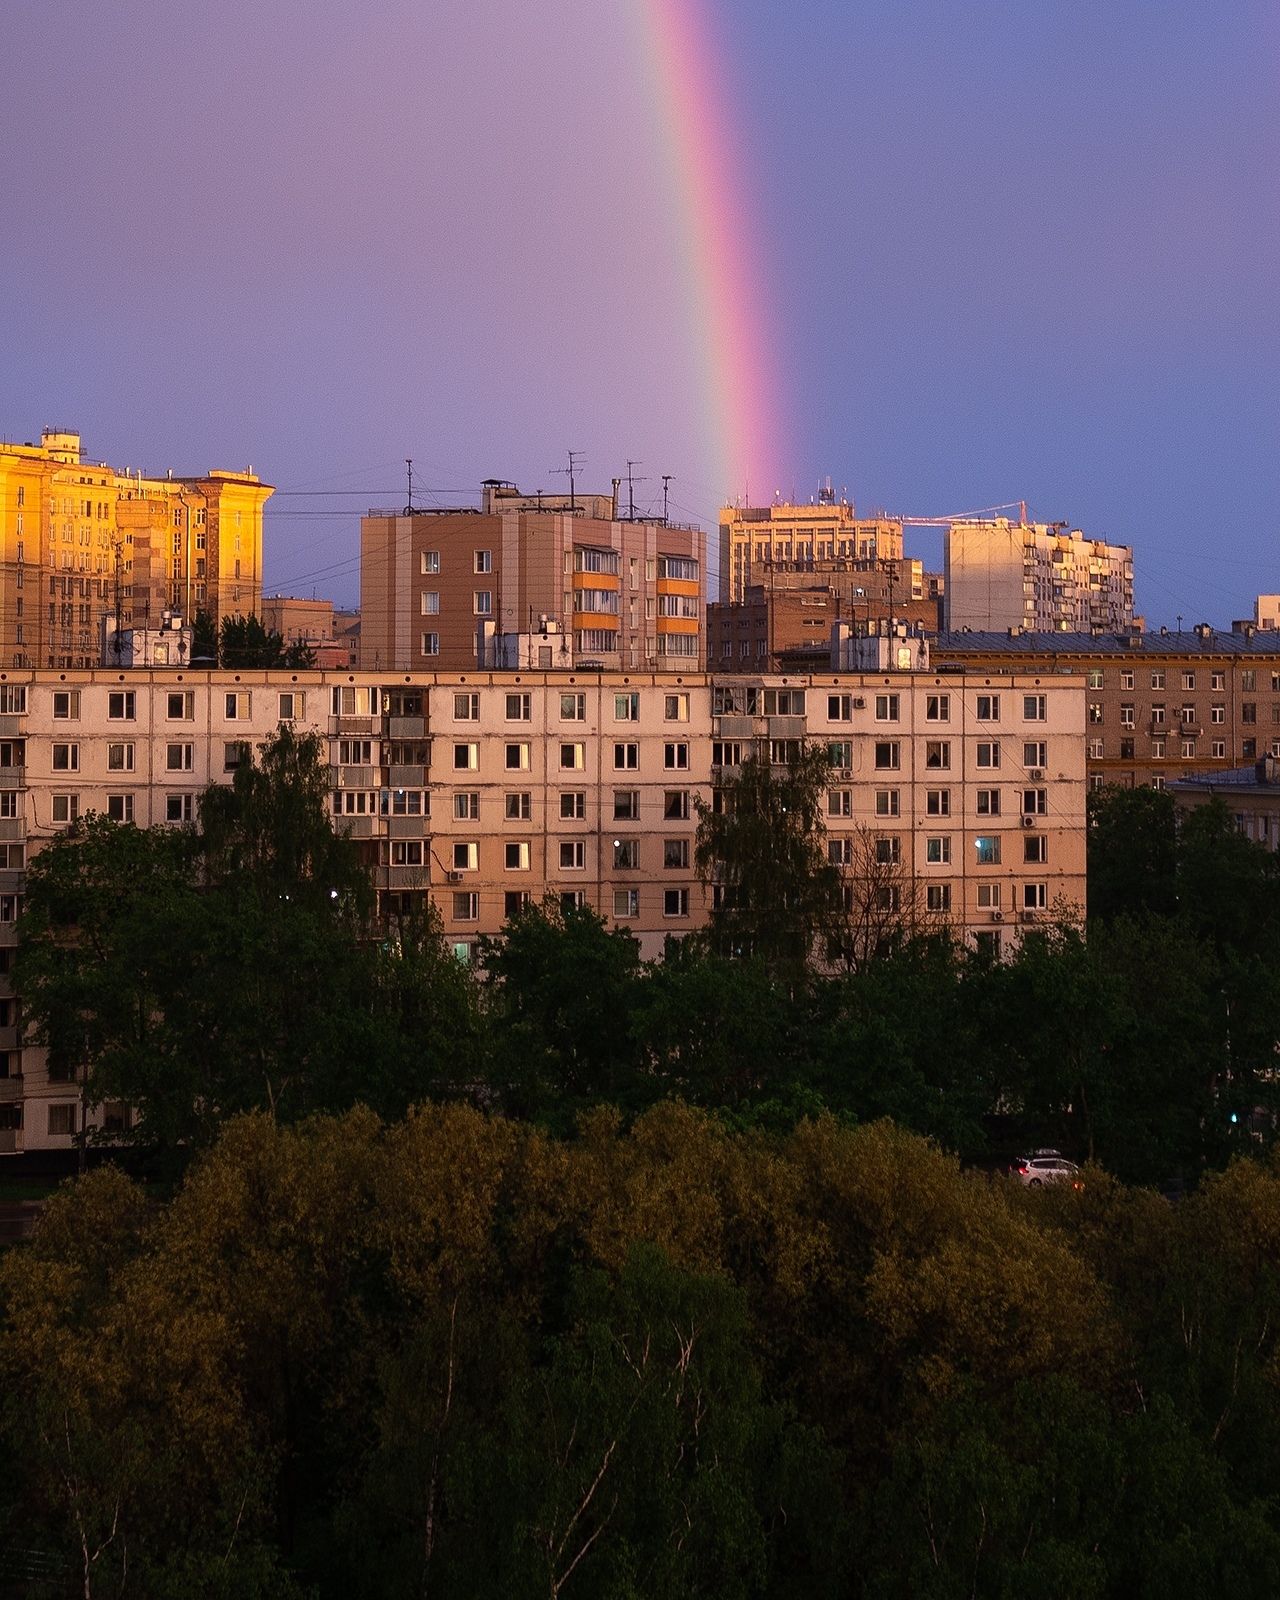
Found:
[625,460,644,520]
[551,450,583,514]
[662,474,671,525]
[405,458,415,515]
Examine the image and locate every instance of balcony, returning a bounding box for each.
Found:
[388,715,426,738]
[388,764,427,787]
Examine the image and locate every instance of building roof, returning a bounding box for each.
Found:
[934,629,1280,658]
[1169,758,1280,795]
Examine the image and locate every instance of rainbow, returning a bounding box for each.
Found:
[629,0,783,506]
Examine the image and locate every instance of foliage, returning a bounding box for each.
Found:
[219,613,314,669]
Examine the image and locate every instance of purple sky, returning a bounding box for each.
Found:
[3,0,1278,623]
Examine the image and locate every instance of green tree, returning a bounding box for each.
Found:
[219,613,314,669]
[694,748,840,974]
[1087,782,1179,922]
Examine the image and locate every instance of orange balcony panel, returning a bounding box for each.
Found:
[572,572,620,590]
[655,578,699,596]
[655,617,699,634]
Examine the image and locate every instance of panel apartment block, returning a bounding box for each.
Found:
[0,664,1083,1154]
[945,519,1134,634]
[0,430,270,668]
[361,483,706,674]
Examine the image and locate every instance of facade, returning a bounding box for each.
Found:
[944,519,1134,634]
[718,499,906,605]
[934,629,1280,791]
[261,595,356,668]
[1256,596,1280,631]
[1169,758,1280,851]
[361,482,706,674]
[0,429,270,669]
[0,663,1085,1155]
[708,582,940,673]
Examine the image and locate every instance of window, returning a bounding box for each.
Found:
[1151,670,1166,690]
[505,743,530,771]
[1024,835,1048,863]
[453,842,478,871]
[926,789,950,816]
[339,739,372,765]
[453,743,479,771]
[978,883,1001,908]
[829,837,853,866]
[162,690,193,721]
[975,836,1001,865]
[1022,788,1048,815]
[664,838,690,869]
[1212,740,1226,758]
[560,791,586,819]
[107,743,135,771]
[664,888,690,917]
[53,690,80,719]
[1023,694,1046,721]
[454,792,480,820]
[166,794,193,823]
[875,790,900,817]
[1182,671,1196,691]
[561,693,586,720]
[1024,742,1047,767]
[875,742,900,770]
[1088,703,1103,724]
[506,693,531,721]
[505,792,532,820]
[1120,739,1134,759]
[1180,704,1197,725]
[1087,669,1104,689]
[1211,670,1226,691]
[613,838,639,869]
[561,743,585,770]
[875,694,899,722]
[1151,704,1166,725]
[614,790,640,820]
[659,555,698,581]
[976,695,1000,721]
[664,790,690,820]
[871,836,899,866]
[976,742,1000,768]
[107,794,134,822]
[421,633,439,656]
[926,884,951,913]
[614,743,639,770]
[453,891,478,920]
[828,741,853,769]
[278,692,303,721]
[828,694,854,721]
[664,693,689,722]
[388,841,424,866]
[420,591,439,615]
[1243,738,1257,758]
[422,550,440,575]
[977,788,1001,816]
[1152,738,1165,759]
[926,695,950,721]
[48,1104,77,1137]
[474,591,493,616]
[1181,739,1196,760]
[52,743,79,772]
[1024,883,1049,909]
[1242,703,1257,724]
[829,789,852,816]
[52,795,79,823]
[1242,670,1256,691]
[504,842,530,871]
[560,840,586,869]
[664,742,689,770]
[455,693,480,720]
[615,693,640,721]
[224,691,250,720]
[925,742,950,769]
[1212,704,1226,723]
[224,741,250,771]
[926,836,951,864]
[474,550,491,573]
[1119,704,1135,728]
[763,689,805,715]
[613,889,639,919]
[108,690,136,721]
[0,793,17,818]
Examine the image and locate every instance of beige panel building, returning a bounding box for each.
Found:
[361,482,706,674]
[0,662,1084,1156]
[945,518,1134,634]
[0,430,270,670]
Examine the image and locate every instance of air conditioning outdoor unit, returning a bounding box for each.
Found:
[990,910,1004,923]
[852,697,866,709]
[447,870,463,884]
[1021,814,1035,827]
[1030,769,1044,780]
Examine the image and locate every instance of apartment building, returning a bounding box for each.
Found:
[945,519,1134,633]
[718,497,905,604]
[0,663,1084,1154]
[361,481,706,673]
[708,582,940,674]
[261,595,356,668]
[0,429,270,669]
[1170,758,1280,851]
[935,629,1280,790]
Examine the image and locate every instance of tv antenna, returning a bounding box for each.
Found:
[405,458,416,515]
[625,460,646,520]
[551,450,584,513]
[662,474,672,525]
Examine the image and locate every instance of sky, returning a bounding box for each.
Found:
[2,0,1278,623]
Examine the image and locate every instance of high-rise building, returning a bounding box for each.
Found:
[718,497,904,604]
[944,518,1133,634]
[361,482,706,672]
[0,429,270,669]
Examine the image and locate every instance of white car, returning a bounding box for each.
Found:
[1012,1150,1081,1187]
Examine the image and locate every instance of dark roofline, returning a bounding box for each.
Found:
[935,630,1280,657]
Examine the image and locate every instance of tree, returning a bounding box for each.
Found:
[219,613,314,669]
[1087,782,1179,922]
[694,748,840,974]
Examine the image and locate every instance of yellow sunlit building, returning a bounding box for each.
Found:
[0,429,271,668]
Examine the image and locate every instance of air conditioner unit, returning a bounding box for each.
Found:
[447,870,463,884]
[1021,909,1038,923]
[1030,769,1043,781]
[852,697,866,709]
[990,910,1004,923]
[1021,815,1034,827]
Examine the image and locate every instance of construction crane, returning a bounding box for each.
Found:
[895,501,1028,527]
